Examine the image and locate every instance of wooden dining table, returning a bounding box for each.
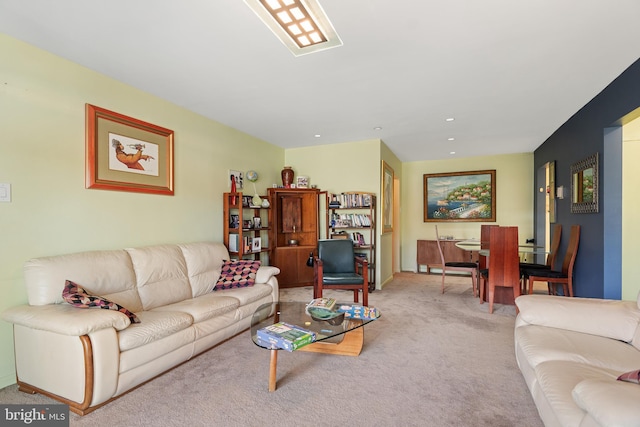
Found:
[455,239,548,305]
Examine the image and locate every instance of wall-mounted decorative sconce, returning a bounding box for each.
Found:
[556,185,565,199]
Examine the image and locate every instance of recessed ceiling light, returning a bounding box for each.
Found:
[445,117,455,122]
[450,151,456,155]
[314,134,321,138]
[448,137,455,141]
[245,0,342,56]
[373,126,382,131]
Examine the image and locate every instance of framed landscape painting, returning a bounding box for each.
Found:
[423,169,496,222]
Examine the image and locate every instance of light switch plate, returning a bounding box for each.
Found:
[0,183,11,202]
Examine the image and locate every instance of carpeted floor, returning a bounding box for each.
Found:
[0,273,543,426]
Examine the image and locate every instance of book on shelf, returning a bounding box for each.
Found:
[329,193,374,208]
[256,322,316,352]
[330,213,371,228]
[330,232,350,240]
[336,304,380,320]
[228,234,239,252]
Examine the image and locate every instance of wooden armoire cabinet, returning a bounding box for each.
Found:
[268,188,320,288]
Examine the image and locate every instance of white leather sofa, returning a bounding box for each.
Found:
[1,242,279,415]
[514,294,640,427]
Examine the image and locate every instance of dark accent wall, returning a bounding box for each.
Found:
[534,57,640,298]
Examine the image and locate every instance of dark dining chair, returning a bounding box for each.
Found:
[313,239,368,306]
[477,225,498,301]
[479,226,521,314]
[435,226,478,296]
[522,225,580,297]
[519,224,562,294]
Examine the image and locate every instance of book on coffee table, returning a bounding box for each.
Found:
[256,322,316,352]
[336,304,380,320]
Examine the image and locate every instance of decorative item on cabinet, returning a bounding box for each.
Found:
[281,166,294,188]
[246,169,263,207]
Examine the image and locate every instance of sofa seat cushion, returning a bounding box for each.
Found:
[210,283,274,306]
[515,324,640,372]
[118,310,192,351]
[151,294,239,323]
[535,361,621,427]
[572,378,640,427]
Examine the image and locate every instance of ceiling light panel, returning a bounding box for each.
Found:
[245,0,343,56]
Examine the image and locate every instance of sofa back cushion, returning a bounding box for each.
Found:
[24,249,142,311]
[178,242,228,298]
[126,245,191,311]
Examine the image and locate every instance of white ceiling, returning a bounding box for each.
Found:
[2,0,640,161]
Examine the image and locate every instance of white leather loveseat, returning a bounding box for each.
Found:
[514,294,640,427]
[1,242,279,415]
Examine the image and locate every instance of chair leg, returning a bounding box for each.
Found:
[471,270,477,298]
[488,283,494,314]
[513,282,521,314]
[441,269,446,294]
[362,286,368,307]
[479,276,485,304]
[353,290,359,304]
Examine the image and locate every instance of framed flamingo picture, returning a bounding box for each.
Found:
[85,104,174,195]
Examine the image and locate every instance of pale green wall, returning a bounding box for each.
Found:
[285,139,380,193]
[622,140,640,300]
[0,35,284,388]
[401,153,534,272]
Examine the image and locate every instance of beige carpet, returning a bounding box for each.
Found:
[0,273,543,427]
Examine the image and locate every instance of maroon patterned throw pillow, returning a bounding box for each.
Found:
[62,280,140,324]
[214,260,260,290]
[618,369,640,384]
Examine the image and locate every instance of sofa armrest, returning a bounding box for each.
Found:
[2,303,131,336]
[572,379,640,426]
[515,295,640,342]
[256,266,280,284]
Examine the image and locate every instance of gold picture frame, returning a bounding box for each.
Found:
[382,160,394,233]
[423,169,496,222]
[85,104,174,195]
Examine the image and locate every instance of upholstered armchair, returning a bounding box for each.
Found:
[313,239,368,306]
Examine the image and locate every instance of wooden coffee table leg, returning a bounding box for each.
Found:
[268,349,278,392]
[298,326,364,356]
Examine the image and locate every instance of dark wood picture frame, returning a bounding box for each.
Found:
[423,169,496,222]
[85,104,174,195]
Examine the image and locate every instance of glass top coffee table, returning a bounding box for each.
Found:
[250,301,380,391]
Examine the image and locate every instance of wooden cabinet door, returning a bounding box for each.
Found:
[274,246,315,288]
